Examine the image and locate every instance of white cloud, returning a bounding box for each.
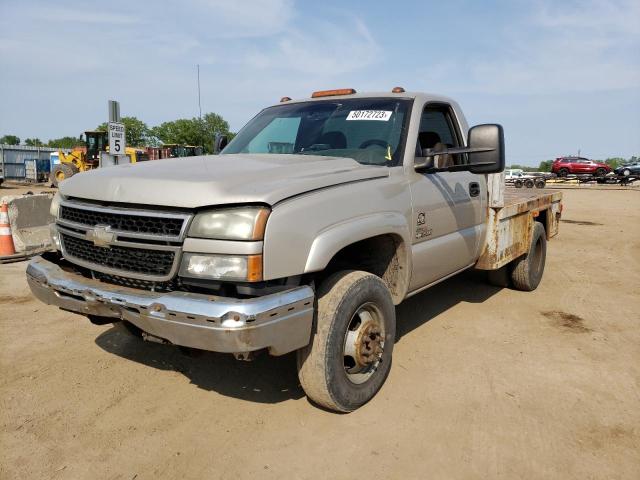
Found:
[0,0,381,138]
[421,0,640,95]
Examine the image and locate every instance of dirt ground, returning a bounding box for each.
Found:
[0,182,57,197]
[1,188,639,480]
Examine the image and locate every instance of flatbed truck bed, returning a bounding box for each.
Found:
[477,180,562,270]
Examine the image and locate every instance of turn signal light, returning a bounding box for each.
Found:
[311,88,356,98]
[247,254,263,282]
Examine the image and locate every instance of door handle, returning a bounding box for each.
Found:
[469,182,480,197]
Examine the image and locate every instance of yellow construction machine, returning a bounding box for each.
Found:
[50,131,148,187]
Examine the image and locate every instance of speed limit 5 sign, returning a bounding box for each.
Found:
[108,121,126,154]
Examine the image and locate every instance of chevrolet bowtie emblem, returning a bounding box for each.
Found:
[86,225,115,248]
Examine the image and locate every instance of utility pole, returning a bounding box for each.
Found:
[197,65,203,152]
[197,64,202,120]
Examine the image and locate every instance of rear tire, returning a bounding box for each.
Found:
[297,270,396,412]
[535,179,546,188]
[525,179,534,188]
[623,169,631,177]
[511,222,546,291]
[558,168,569,177]
[595,168,606,177]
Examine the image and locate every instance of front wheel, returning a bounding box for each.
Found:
[595,168,607,177]
[297,270,396,412]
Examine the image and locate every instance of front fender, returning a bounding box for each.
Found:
[261,173,413,284]
[304,212,411,273]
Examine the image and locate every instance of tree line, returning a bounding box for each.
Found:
[0,112,234,154]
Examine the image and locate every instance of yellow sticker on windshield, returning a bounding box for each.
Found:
[385,145,392,161]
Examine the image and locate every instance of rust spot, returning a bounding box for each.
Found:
[542,310,593,333]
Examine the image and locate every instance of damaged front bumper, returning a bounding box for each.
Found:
[26,256,315,356]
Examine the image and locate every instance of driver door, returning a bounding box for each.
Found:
[407,103,486,291]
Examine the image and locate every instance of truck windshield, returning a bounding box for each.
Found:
[222,98,412,166]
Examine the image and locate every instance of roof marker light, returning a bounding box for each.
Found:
[280,96,292,102]
[392,86,405,93]
[311,88,356,98]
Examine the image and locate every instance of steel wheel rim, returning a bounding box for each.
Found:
[343,302,385,385]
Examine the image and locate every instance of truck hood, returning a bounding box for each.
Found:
[59,154,389,209]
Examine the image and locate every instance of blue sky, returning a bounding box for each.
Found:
[1,0,638,165]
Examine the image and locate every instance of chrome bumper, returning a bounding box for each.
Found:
[26,256,315,356]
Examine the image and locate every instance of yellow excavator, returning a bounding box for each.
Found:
[50,131,148,187]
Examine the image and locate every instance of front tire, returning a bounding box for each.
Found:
[297,270,396,412]
[558,168,569,177]
[595,168,606,177]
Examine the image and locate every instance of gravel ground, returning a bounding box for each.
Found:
[1,188,639,480]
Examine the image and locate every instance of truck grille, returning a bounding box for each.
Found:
[94,272,173,292]
[61,233,176,277]
[60,205,185,238]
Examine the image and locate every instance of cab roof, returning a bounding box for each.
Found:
[277,90,458,107]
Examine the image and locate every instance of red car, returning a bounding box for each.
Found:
[552,157,611,177]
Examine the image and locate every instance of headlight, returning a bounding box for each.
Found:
[179,253,263,282]
[189,207,269,240]
[50,192,63,218]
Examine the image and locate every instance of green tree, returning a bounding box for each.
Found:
[604,157,626,169]
[1,134,20,145]
[97,116,151,147]
[24,138,43,147]
[151,112,231,153]
[538,160,553,172]
[47,136,85,149]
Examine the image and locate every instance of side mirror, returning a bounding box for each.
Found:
[468,124,504,174]
[214,132,228,154]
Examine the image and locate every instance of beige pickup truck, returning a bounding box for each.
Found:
[27,88,562,412]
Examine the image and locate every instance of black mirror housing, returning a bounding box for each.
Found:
[468,124,504,174]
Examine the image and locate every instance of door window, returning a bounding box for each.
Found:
[417,105,465,165]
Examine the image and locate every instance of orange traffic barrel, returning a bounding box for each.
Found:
[0,202,16,256]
